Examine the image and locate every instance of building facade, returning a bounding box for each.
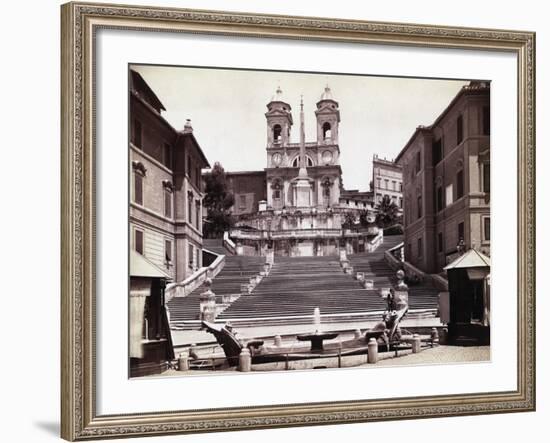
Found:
[372,154,403,210]
[226,86,377,257]
[129,70,210,282]
[396,81,490,273]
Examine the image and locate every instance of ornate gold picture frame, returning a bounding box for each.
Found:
[61,2,535,440]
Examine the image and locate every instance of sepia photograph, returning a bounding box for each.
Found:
[128,64,491,378]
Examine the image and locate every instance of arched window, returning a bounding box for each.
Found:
[322,122,332,140]
[273,124,282,142]
[292,156,314,167]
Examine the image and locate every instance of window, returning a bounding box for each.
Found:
[399,197,403,208]
[273,189,281,199]
[438,232,443,253]
[456,169,464,199]
[483,163,490,193]
[392,180,396,191]
[134,173,143,205]
[196,248,200,269]
[417,237,423,258]
[292,156,313,167]
[376,178,381,189]
[482,106,490,135]
[165,239,172,263]
[484,217,491,241]
[188,244,194,269]
[457,114,464,145]
[415,151,421,173]
[436,186,444,212]
[432,138,442,165]
[273,124,282,142]
[458,222,465,242]
[196,200,201,228]
[163,143,171,168]
[135,229,144,255]
[196,167,201,189]
[417,194,422,219]
[384,179,389,189]
[446,184,453,207]
[132,119,142,148]
[399,182,403,192]
[164,189,172,218]
[188,192,193,223]
[239,195,246,209]
[322,122,332,140]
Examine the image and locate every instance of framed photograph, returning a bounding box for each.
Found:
[61,1,536,440]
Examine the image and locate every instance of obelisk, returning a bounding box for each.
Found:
[295,96,312,207]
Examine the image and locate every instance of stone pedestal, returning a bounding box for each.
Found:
[354,329,362,339]
[199,279,216,322]
[367,338,378,364]
[238,348,251,372]
[294,177,312,208]
[411,334,421,353]
[355,272,365,281]
[363,279,374,289]
[178,351,190,371]
[274,335,282,347]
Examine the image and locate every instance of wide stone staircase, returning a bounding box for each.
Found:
[217,255,370,323]
[167,255,266,327]
[348,235,440,312]
[216,234,440,326]
[203,239,232,256]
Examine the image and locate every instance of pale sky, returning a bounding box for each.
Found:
[132,64,468,191]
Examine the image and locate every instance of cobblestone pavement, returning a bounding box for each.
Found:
[370,345,490,367]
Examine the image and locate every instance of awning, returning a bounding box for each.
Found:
[444,248,491,270]
[130,250,172,279]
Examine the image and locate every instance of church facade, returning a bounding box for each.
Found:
[226,86,377,257]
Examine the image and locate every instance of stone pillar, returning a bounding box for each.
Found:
[199,278,216,322]
[439,327,448,345]
[238,348,251,372]
[274,335,282,347]
[411,334,421,353]
[178,351,190,371]
[367,338,378,364]
[339,248,347,262]
[393,269,409,310]
[431,328,439,347]
[354,329,362,339]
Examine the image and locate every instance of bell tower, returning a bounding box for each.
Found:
[265,86,293,148]
[315,85,340,145]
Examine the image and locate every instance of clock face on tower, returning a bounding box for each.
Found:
[272,153,282,167]
[322,150,333,165]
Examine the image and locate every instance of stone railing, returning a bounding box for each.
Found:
[165,253,226,301]
[384,244,448,291]
[270,228,342,239]
[230,227,377,241]
[366,230,384,252]
[223,231,236,255]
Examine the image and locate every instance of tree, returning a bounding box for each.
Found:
[342,212,357,230]
[203,162,235,239]
[375,195,400,228]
